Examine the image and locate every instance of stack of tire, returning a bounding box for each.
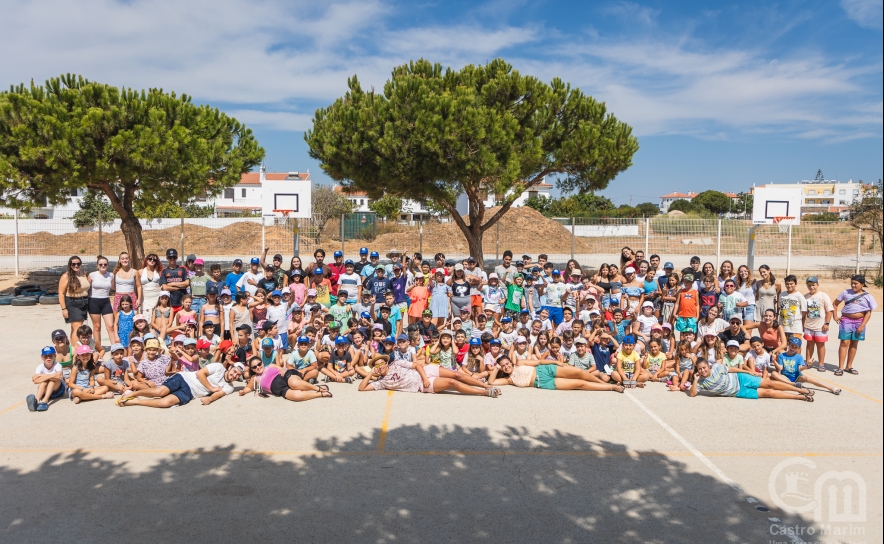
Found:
[0,284,59,307]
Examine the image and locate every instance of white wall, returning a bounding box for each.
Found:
[0,217,263,236]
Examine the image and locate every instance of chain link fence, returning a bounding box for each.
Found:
[1,213,880,277]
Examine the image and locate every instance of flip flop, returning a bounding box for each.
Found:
[816,366,826,372]
[115,396,133,407]
[845,368,858,375]
[486,387,500,398]
[803,389,815,397]
[832,388,841,395]
[803,394,814,403]
[833,369,843,376]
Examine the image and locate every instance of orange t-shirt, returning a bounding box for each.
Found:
[676,289,699,317]
[408,285,429,318]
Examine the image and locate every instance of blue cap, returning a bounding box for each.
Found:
[489,338,502,346]
[501,317,512,323]
[360,247,369,254]
[520,309,530,314]
[261,338,274,348]
[334,250,343,257]
[110,343,125,353]
[345,259,354,265]
[370,251,379,258]
[250,257,260,265]
[361,311,371,319]
[143,332,157,340]
[552,269,562,275]
[383,335,396,343]
[270,290,283,297]
[313,267,324,275]
[788,336,802,346]
[664,262,674,269]
[130,336,144,344]
[622,335,636,344]
[183,338,197,346]
[41,346,56,356]
[469,338,482,346]
[296,336,310,344]
[396,334,408,341]
[334,336,348,345]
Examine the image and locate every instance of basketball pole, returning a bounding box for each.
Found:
[746,224,760,273]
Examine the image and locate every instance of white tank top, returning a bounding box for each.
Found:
[141,267,161,287]
[89,271,113,299]
[115,270,136,293]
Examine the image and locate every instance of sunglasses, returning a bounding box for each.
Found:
[147,257,157,262]
[98,263,108,267]
[249,362,263,370]
[70,262,82,267]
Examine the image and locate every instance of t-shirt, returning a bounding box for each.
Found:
[835,289,878,314]
[568,351,595,371]
[102,358,130,380]
[494,264,518,284]
[505,284,525,312]
[137,355,171,386]
[778,292,808,334]
[337,273,362,304]
[544,282,566,308]
[224,271,244,294]
[778,352,805,379]
[719,292,746,321]
[237,271,264,295]
[747,350,772,373]
[718,328,747,346]
[287,349,317,370]
[180,363,234,397]
[723,352,744,368]
[646,352,666,373]
[189,273,208,297]
[365,277,393,298]
[482,285,506,310]
[256,277,278,293]
[390,275,408,304]
[360,263,377,279]
[563,283,583,310]
[618,350,640,374]
[465,268,487,296]
[35,362,62,375]
[699,288,719,318]
[328,303,352,324]
[676,289,699,317]
[697,363,739,397]
[159,266,189,306]
[370,359,423,392]
[804,292,833,331]
[591,341,614,369]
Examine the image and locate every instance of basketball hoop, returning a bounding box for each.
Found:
[273,210,294,226]
[773,216,796,233]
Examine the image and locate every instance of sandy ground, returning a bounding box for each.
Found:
[0,305,881,543]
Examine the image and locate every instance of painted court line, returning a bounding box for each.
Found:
[0,401,24,417]
[814,376,882,404]
[376,390,394,452]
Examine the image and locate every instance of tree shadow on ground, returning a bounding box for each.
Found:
[1,425,785,543]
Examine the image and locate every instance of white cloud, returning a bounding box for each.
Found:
[602,1,661,26]
[840,0,883,29]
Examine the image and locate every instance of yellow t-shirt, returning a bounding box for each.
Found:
[619,350,640,374]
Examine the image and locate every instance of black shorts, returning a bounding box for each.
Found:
[88,298,113,316]
[269,369,303,397]
[64,296,89,323]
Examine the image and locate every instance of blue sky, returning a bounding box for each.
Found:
[2,0,881,205]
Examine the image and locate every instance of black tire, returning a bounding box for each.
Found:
[11,297,39,306]
[39,295,60,305]
[0,296,13,305]
[21,290,45,298]
[14,284,41,296]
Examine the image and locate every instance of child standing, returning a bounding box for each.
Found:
[114,295,135,349]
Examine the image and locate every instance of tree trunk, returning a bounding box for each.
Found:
[119,212,146,264]
[463,226,485,269]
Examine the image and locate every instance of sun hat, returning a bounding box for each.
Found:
[145,339,162,349]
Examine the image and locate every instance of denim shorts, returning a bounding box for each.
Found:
[741,304,756,322]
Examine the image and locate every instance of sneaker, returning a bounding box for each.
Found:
[344,377,353,384]
[26,394,37,412]
[308,378,317,385]
[36,402,49,412]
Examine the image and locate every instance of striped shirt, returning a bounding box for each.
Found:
[697,363,739,396]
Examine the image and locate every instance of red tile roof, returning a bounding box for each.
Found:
[239,172,309,185]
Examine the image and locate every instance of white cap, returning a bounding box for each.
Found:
[414,271,424,278]
[454,263,464,271]
[624,267,636,274]
[515,335,527,343]
[726,340,740,348]
[574,337,588,345]
[488,273,499,280]
[641,301,654,308]
[570,269,583,276]
[440,329,453,337]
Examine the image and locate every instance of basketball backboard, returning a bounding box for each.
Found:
[262,178,312,219]
[751,186,802,225]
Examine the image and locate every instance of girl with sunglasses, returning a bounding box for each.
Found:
[59,256,91,339]
[88,255,116,348]
[140,253,163,316]
[239,356,331,401]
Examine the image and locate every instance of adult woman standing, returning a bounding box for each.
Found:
[594,264,612,308]
[139,253,163,316]
[833,275,878,376]
[112,252,141,312]
[88,255,116,345]
[754,265,780,321]
[58,256,91,339]
[284,256,304,288]
[735,265,756,327]
[717,260,736,289]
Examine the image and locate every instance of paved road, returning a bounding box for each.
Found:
[1,306,881,543]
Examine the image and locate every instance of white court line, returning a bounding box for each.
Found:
[625,392,806,544]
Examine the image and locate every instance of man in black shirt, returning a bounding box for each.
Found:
[159,248,190,312]
[256,265,278,292]
[718,315,750,352]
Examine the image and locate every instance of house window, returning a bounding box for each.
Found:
[360,199,364,206]
[808,190,816,195]
[839,190,846,195]
[224,188,234,199]
[824,190,831,195]
[241,188,247,198]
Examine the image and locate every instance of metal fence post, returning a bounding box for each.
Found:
[716,218,722,268]
[856,227,862,274]
[786,224,793,275]
[571,216,575,260]
[644,218,650,256]
[13,208,19,277]
[293,219,299,258]
[419,215,423,255]
[180,209,185,258]
[496,221,500,265]
[340,213,345,255]
[98,208,103,257]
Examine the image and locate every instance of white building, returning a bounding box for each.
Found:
[751,179,873,218]
[334,187,437,223]
[455,178,553,215]
[658,191,739,213]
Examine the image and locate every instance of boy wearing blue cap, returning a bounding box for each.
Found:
[337,260,362,304]
[286,336,320,383]
[237,258,264,296]
[324,336,357,383]
[360,251,380,280]
[27,347,66,412]
[774,337,841,395]
[354,247,370,276]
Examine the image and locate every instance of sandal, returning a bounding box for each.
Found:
[803,394,814,403]
[803,389,815,397]
[816,365,826,372]
[845,368,858,375]
[615,385,625,393]
[319,388,332,398]
[832,388,842,395]
[833,369,843,376]
[487,387,500,398]
[317,384,330,393]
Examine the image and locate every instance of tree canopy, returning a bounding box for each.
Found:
[311,185,354,233]
[668,199,697,214]
[0,74,263,261]
[692,190,732,214]
[306,58,638,264]
[369,195,405,221]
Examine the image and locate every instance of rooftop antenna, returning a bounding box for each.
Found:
[814,169,824,182]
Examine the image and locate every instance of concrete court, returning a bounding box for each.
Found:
[0,306,880,544]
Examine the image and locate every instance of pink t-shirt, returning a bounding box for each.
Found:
[260,365,281,392]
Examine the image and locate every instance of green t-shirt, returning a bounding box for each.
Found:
[190,273,208,297]
[505,284,524,312]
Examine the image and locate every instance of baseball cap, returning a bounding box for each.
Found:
[217,339,233,353]
[313,267,324,275]
[233,258,243,265]
[641,301,654,308]
[393,264,402,270]
[501,316,512,323]
[75,344,93,355]
[51,329,67,340]
[651,324,663,331]
[359,247,369,255]
[361,311,371,319]
[345,259,354,265]
[296,336,310,344]
[143,332,157,340]
[469,338,482,346]
[270,290,283,297]
[624,267,636,274]
[396,334,408,342]
[622,335,635,344]
[130,336,144,345]
[788,337,802,346]
[272,253,283,262]
[683,274,694,282]
[186,254,196,262]
[334,250,343,257]
[261,338,274,348]
[329,321,341,329]
[166,248,178,259]
[466,256,477,263]
[729,315,743,323]
[515,335,527,344]
[454,263,464,271]
[183,338,197,346]
[552,269,562,275]
[265,264,275,271]
[221,287,232,296]
[236,324,252,334]
[291,305,303,312]
[806,276,819,283]
[661,322,672,330]
[383,336,396,344]
[414,271,424,278]
[41,346,56,356]
[370,251,379,258]
[232,362,246,373]
[193,258,204,266]
[262,320,277,331]
[291,269,303,277]
[460,307,471,314]
[335,336,348,345]
[206,286,218,295]
[379,305,391,313]
[196,339,212,350]
[422,309,433,316]
[489,338,502,346]
[570,269,582,276]
[726,340,740,348]
[520,309,530,314]
[664,262,674,269]
[250,257,260,265]
[110,343,125,353]
[574,337,588,345]
[515,261,524,267]
[488,273,499,280]
[307,289,317,296]
[588,309,601,316]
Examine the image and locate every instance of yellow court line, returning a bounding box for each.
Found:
[0,401,24,416]
[0,447,879,458]
[376,390,394,452]
[814,376,882,404]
